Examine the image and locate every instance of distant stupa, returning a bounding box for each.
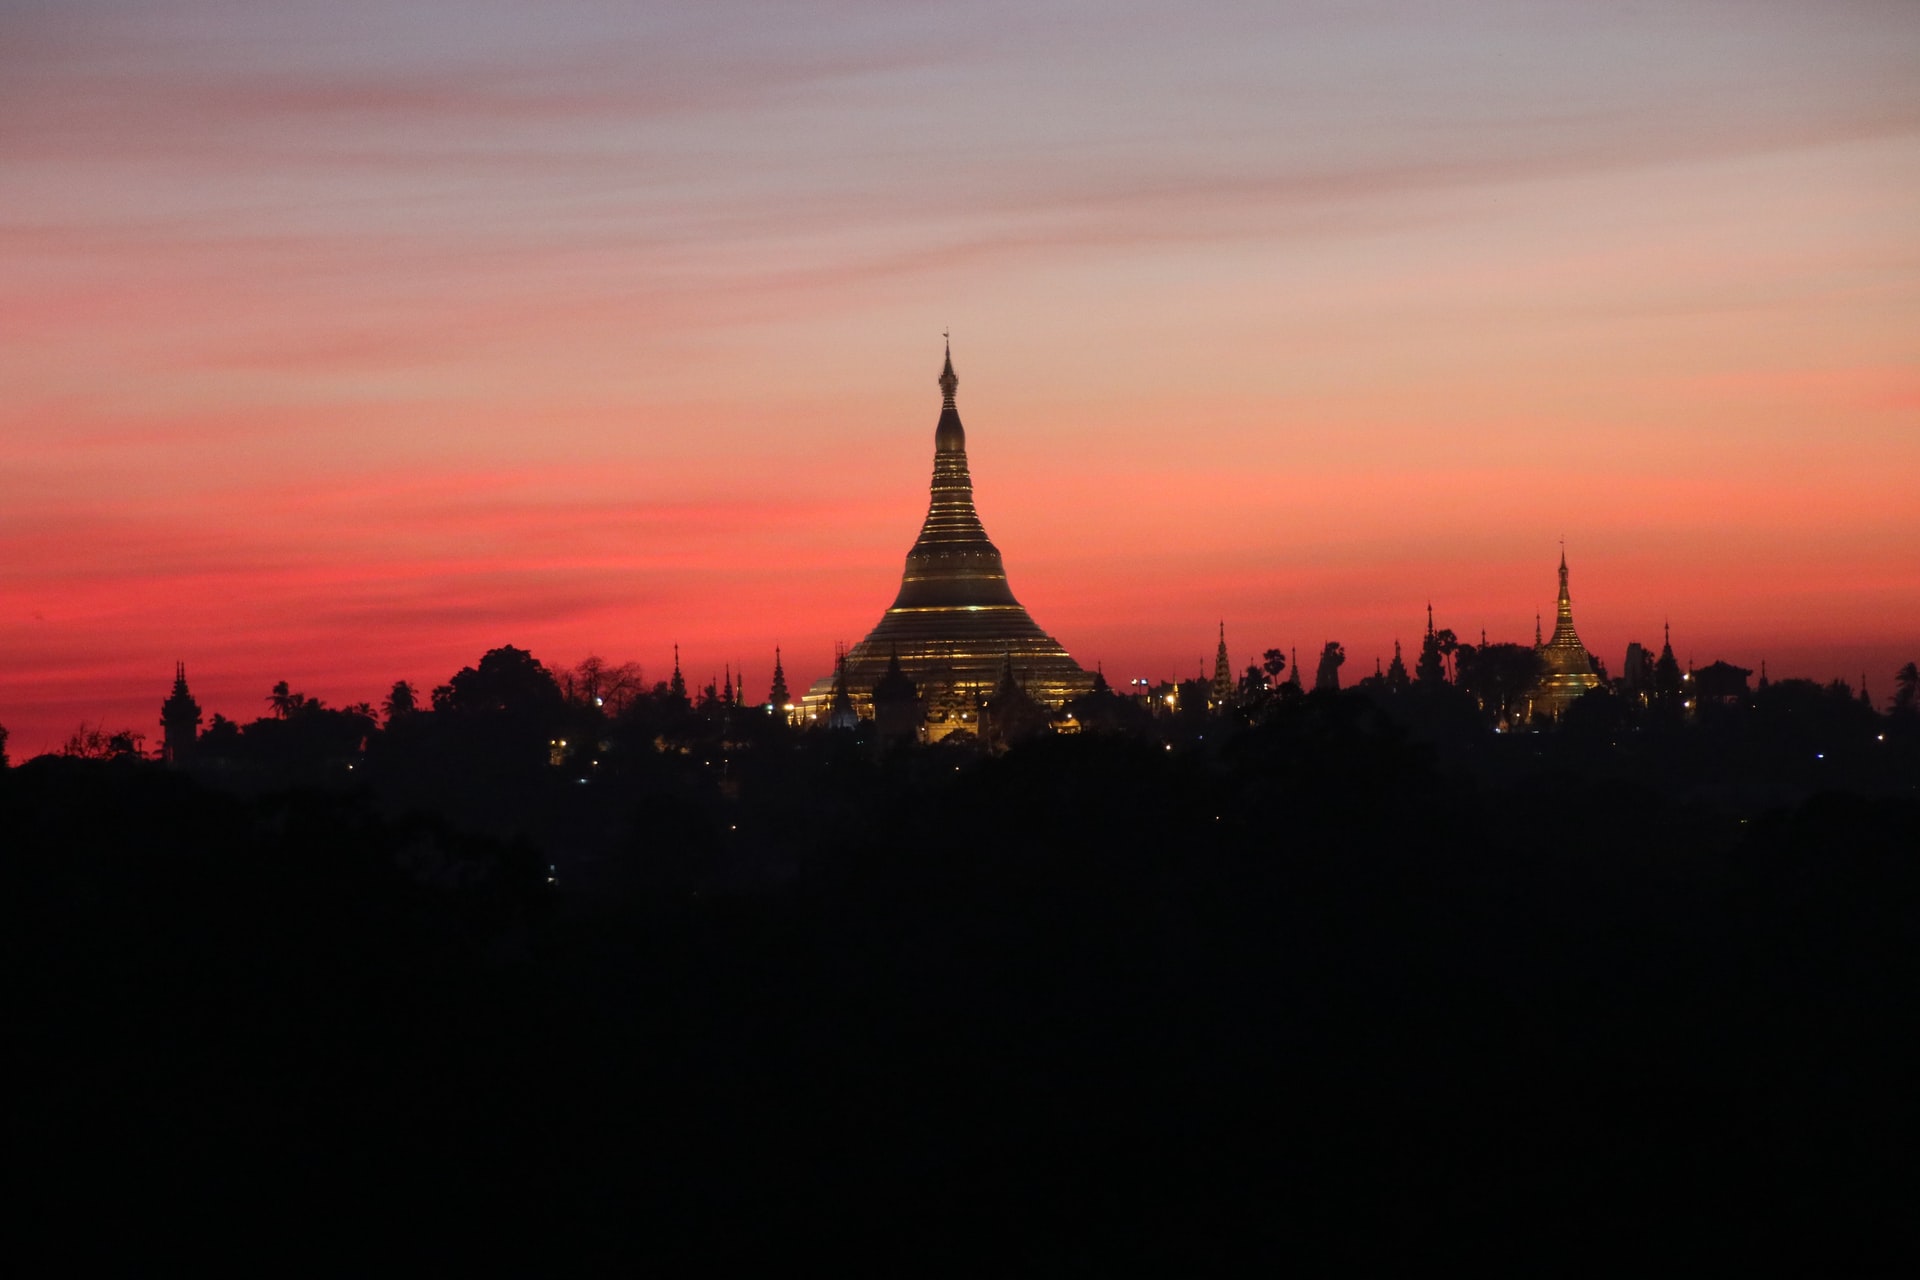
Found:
[802,344,1092,736]
[1534,548,1602,718]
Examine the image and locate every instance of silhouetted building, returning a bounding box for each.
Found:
[980,652,1051,749]
[802,344,1092,737]
[1653,622,1684,707]
[826,649,859,732]
[768,647,794,720]
[160,662,202,765]
[1314,642,1345,692]
[1693,660,1752,704]
[1385,639,1410,691]
[1209,623,1234,711]
[871,647,924,747]
[668,644,688,704]
[1621,641,1651,698]
[1533,550,1601,719]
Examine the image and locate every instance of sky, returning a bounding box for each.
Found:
[3,0,1917,752]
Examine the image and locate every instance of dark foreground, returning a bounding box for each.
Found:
[6,713,1917,1268]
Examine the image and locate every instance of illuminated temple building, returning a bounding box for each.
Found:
[1533,549,1602,719]
[802,346,1093,738]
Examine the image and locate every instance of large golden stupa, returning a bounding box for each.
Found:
[802,346,1092,737]
[1533,549,1602,719]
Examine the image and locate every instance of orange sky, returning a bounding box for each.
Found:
[3,1,1917,753]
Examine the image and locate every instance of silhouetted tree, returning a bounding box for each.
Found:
[61,724,144,760]
[0,722,9,768]
[565,655,645,714]
[1262,648,1287,684]
[266,680,308,719]
[1894,661,1918,715]
[1314,642,1346,692]
[1456,642,1544,723]
[383,680,418,722]
[434,645,568,770]
[239,702,375,774]
[1066,674,1153,735]
[200,713,243,756]
[439,647,564,720]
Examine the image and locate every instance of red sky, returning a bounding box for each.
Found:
[3,1,1918,753]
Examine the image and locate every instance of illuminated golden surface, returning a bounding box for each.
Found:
[1536,551,1602,719]
[803,349,1092,733]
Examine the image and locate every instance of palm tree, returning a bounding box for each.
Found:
[1894,661,1918,714]
[382,680,418,722]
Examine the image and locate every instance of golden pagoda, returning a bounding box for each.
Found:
[802,345,1092,737]
[1534,548,1602,719]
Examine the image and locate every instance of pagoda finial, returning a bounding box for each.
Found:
[1426,602,1434,638]
[769,646,791,708]
[1536,613,1543,645]
[938,335,958,408]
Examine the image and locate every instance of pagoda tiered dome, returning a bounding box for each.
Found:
[1535,550,1602,717]
[803,346,1092,735]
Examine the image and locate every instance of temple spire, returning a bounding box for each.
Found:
[160,660,203,766]
[1211,621,1233,710]
[828,646,858,730]
[799,345,1091,732]
[938,336,958,409]
[1536,547,1600,718]
[769,646,790,707]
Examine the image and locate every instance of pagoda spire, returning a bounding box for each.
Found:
[1386,638,1409,690]
[1536,547,1600,718]
[769,646,790,707]
[828,646,858,730]
[1211,621,1233,709]
[798,343,1091,731]
[159,661,202,766]
[669,643,687,702]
